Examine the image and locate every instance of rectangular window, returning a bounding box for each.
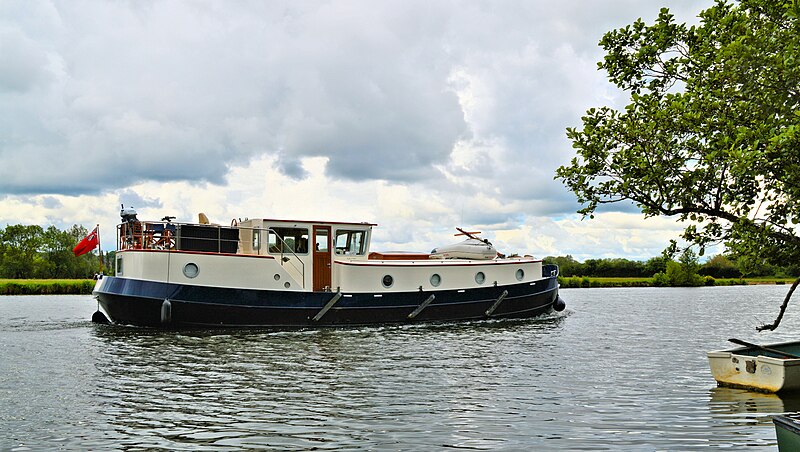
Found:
[334,229,367,255]
[253,230,260,252]
[116,255,123,275]
[267,227,309,254]
[315,229,329,252]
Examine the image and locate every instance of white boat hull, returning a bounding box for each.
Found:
[708,341,800,392]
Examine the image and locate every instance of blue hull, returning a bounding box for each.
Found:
[94,276,561,327]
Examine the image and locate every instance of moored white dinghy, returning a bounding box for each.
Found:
[707,339,800,393]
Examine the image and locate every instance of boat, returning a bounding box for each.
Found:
[429,228,498,260]
[707,339,800,393]
[774,414,800,451]
[91,208,565,328]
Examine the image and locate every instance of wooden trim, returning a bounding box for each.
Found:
[261,218,377,227]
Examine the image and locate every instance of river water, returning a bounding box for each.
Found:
[2,285,800,450]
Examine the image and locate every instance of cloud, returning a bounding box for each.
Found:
[0,0,711,259]
[1,0,471,194]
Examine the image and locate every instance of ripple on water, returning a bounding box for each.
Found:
[1,288,798,449]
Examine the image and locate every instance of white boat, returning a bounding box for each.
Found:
[430,238,498,260]
[707,340,800,392]
[92,209,565,328]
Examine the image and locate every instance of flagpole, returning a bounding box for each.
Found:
[97,224,104,274]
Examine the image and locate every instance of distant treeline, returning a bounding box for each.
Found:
[0,224,114,279]
[543,251,799,281]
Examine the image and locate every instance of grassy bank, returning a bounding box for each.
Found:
[0,279,95,295]
[558,276,796,288]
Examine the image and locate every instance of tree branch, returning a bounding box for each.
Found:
[757,276,800,331]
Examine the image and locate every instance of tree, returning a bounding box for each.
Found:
[652,250,704,287]
[0,223,103,279]
[0,225,44,278]
[543,255,584,276]
[643,255,669,277]
[556,0,800,330]
[700,254,741,279]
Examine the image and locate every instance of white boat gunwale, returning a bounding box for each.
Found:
[337,258,540,267]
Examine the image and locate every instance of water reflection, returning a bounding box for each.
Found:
[708,386,800,419]
[6,289,800,450]
[88,314,570,450]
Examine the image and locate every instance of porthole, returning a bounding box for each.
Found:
[515,269,525,281]
[475,272,486,284]
[183,263,199,278]
[430,273,441,287]
[382,274,394,288]
[284,282,291,289]
[274,273,281,281]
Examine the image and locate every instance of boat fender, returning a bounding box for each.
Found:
[161,299,172,324]
[91,310,110,324]
[553,296,566,312]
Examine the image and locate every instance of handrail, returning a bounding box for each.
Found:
[267,227,306,289]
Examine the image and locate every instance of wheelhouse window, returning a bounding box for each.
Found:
[315,229,329,252]
[268,227,309,254]
[334,229,367,255]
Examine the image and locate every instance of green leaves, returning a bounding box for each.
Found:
[558,0,800,269]
[0,224,101,279]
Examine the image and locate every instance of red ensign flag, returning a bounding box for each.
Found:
[73,227,99,257]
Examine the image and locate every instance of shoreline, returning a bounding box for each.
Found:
[0,279,95,295]
[558,276,794,288]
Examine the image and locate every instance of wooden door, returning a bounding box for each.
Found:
[313,226,332,291]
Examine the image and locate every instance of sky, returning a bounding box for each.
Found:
[0,0,712,260]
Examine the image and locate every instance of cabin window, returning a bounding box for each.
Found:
[267,227,309,254]
[315,229,329,252]
[253,230,260,252]
[116,255,123,275]
[334,229,367,255]
[516,269,525,281]
[430,274,441,287]
[475,272,485,284]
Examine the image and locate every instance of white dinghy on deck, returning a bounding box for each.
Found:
[429,228,498,260]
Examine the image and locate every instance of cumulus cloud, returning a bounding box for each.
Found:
[1,0,472,193]
[0,0,711,258]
